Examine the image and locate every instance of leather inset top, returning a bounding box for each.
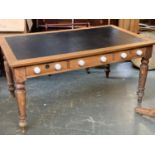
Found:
[6,26,144,60]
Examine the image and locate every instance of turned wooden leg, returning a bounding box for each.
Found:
[137,57,149,106]
[14,68,27,129]
[15,81,27,128]
[137,46,152,106]
[3,57,15,97]
[105,64,110,78]
[135,47,154,117]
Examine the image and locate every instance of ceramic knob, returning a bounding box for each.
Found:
[100,56,107,62]
[33,67,41,74]
[120,53,127,59]
[78,60,85,67]
[136,49,143,56]
[54,64,62,71]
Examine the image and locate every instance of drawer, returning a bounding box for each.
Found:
[113,48,146,63]
[131,48,146,58]
[26,48,146,77]
[26,61,68,77]
[69,54,113,70]
[69,48,146,70]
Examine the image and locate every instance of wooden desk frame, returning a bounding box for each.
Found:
[0,25,155,129]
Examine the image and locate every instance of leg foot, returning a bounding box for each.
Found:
[86,68,90,74]
[105,64,110,78]
[137,95,142,107]
[19,119,27,128]
[137,57,149,106]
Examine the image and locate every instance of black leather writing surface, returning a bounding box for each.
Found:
[6,26,144,60]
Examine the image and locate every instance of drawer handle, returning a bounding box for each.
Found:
[100,56,107,62]
[33,67,41,74]
[120,53,127,59]
[136,49,143,56]
[54,64,62,71]
[78,60,85,67]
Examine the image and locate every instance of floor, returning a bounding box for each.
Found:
[0,62,155,135]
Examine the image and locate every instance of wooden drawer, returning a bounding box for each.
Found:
[26,61,68,78]
[113,48,146,63]
[69,48,146,70]
[25,48,146,77]
[69,54,113,70]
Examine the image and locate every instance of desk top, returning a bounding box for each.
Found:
[1,25,154,67]
[6,26,144,60]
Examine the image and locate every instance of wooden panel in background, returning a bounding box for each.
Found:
[0,19,26,32]
[119,19,139,33]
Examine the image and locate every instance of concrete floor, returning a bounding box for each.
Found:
[0,62,155,135]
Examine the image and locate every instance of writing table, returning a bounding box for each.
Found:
[0,25,154,129]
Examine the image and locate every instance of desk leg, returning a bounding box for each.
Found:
[135,47,155,117]
[137,47,152,106]
[105,64,110,78]
[4,58,15,97]
[15,81,27,128]
[137,57,149,105]
[86,68,90,74]
[14,68,27,129]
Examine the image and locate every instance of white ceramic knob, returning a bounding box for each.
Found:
[54,64,62,71]
[100,56,107,62]
[136,49,143,56]
[33,67,41,74]
[121,53,127,59]
[78,60,85,67]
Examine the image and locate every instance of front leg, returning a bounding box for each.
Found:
[137,46,152,107]
[137,57,149,105]
[14,68,27,129]
[15,81,27,128]
[105,64,110,78]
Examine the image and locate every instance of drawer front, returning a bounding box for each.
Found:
[113,48,146,63]
[69,48,146,70]
[69,54,113,70]
[26,61,68,77]
[25,48,146,77]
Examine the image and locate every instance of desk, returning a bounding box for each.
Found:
[0,25,154,129]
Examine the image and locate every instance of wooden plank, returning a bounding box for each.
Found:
[0,19,25,32]
[119,19,139,33]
